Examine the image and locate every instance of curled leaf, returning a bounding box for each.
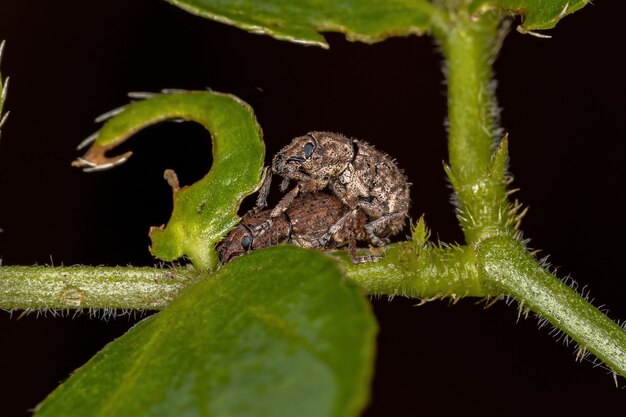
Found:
[74,91,265,269]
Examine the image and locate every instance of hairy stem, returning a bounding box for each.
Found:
[339,242,489,299]
[441,14,499,174]
[433,9,626,377]
[0,266,202,310]
[477,237,626,377]
[436,10,512,242]
[0,241,492,311]
[3,240,624,378]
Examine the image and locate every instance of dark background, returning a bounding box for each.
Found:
[1,1,625,415]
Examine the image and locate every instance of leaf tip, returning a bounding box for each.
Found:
[72,147,133,172]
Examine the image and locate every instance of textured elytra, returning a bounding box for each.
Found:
[218,192,367,263]
[269,132,410,246]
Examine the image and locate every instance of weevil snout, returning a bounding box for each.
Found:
[272,152,301,175]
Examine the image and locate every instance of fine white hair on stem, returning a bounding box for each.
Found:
[1,40,8,133]
[128,91,157,99]
[558,2,570,20]
[82,156,129,173]
[161,88,189,94]
[1,76,8,103]
[8,307,150,321]
[73,157,97,168]
[0,40,5,64]
[76,131,99,150]
[0,111,8,130]
[0,77,8,131]
[94,105,126,123]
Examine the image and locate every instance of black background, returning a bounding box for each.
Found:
[1,1,625,415]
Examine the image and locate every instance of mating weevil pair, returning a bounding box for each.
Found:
[217,191,368,263]
[218,131,411,263]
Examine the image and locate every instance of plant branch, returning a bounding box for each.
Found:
[339,242,489,299]
[0,266,202,310]
[433,8,626,378]
[435,10,513,243]
[477,237,626,378]
[3,239,624,378]
[0,238,493,311]
[439,9,500,176]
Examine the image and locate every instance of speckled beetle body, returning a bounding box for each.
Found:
[269,131,410,246]
[217,192,367,264]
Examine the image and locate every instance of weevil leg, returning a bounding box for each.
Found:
[348,236,360,262]
[364,212,405,246]
[279,177,290,192]
[270,184,301,217]
[254,167,272,211]
[318,208,358,247]
[251,217,273,236]
[347,237,382,264]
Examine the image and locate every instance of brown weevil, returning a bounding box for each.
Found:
[217,192,368,264]
[261,131,410,246]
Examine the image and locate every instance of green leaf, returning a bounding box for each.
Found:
[164,0,590,47]
[469,0,590,31]
[74,91,265,269]
[165,0,438,48]
[34,246,377,417]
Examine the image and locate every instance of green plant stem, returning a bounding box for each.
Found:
[434,9,626,377]
[0,243,492,311]
[339,243,489,299]
[3,241,625,378]
[0,266,202,310]
[436,10,511,243]
[439,10,499,179]
[477,237,626,377]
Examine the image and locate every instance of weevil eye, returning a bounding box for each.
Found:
[303,142,315,159]
[241,235,253,251]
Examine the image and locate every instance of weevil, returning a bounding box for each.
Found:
[217,192,369,264]
[261,131,410,246]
